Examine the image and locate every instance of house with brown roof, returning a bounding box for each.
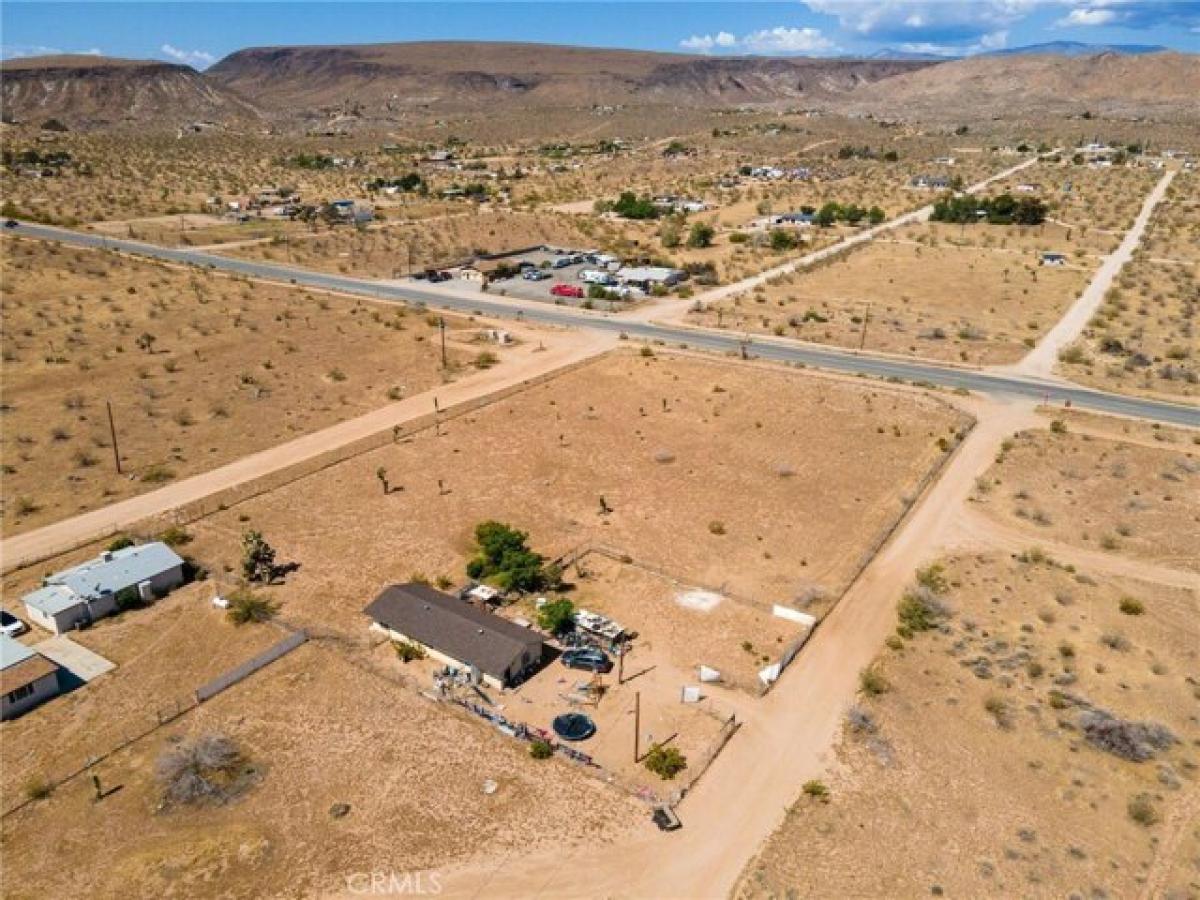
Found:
[1,635,61,720]
[364,583,544,689]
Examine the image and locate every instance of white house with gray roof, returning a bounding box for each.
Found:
[22,542,185,634]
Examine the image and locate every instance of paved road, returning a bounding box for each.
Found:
[9,220,1198,427]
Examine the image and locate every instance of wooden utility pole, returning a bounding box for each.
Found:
[633,691,641,763]
[106,401,121,474]
[859,303,871,351]
[439,316,447,369]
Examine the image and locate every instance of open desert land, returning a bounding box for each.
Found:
[734,550,1200,900]
[164,351,971,642]
[972,423,1200,574]
[1056,171,1199,400]
[684,157,1167,365]
[0,235,513,535]
[686,228,1090,365]
[0,618,641,900]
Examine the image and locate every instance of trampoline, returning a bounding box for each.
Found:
[552,712,597,742]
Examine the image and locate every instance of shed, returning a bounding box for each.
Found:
[364,583,544,688]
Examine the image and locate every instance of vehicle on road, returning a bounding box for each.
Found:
[4,220,18,229]
[550,283,585,299]
[0,610,29,638]
[561,647,612,672]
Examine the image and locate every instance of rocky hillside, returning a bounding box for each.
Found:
[0,55,259,129]
[204,41,932,118]
[849,51,1200,121]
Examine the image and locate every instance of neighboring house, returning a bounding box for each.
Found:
[22,543,185,634]
[910,175,951,190]
[616,266,686,289]
[1041,252,1068,267]
[364,583,544,689]
[1,634,61,720]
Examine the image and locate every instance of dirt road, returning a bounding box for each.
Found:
[1006,168,1176,380]
[0,326,615,573]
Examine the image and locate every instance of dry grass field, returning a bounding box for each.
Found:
[0,634,641,899]
[168,352,970,647]
[0,237,496,534]
[1058,171,1198,400]
[736,551,1200,899]
[975,426,1200,573]
[688,234,1089,364]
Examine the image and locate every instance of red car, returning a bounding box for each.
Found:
[550,283,584,298]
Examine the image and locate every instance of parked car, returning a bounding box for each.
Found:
[4,219,18,229]
[550,283,584,299]
[652,806,682,832]
[522,269,549,281]
[551,256,572,269]
[561,648,612,673]
[0,610,29,638]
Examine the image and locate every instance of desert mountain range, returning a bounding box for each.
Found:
[2,41,1197,130]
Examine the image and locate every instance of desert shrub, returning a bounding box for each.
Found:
[241,530,277,583]
[473,351,499,369]
[1127,794,1158,827]
[106,535,135,552]
[140,464,175,484]
[226,589,278,625]
[1080,711,1175,761]
[896,585,950,637]
[157,525,192,548]
[23,775,53,801]
[644,743,687,780]
[708,520,726,536]
[984,695,1013,729]
[802,779,830,801]
[846,706,877,735]
[1118,596,1144,615]
[394,640,426,663]
[156,733,258,807]
[859,666,890,696]
[114,585,145,612]
[529,739,554,760]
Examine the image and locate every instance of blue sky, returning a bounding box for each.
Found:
[2,1,1197,67]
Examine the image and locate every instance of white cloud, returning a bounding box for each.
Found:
[901,29,1010,56]
[680,25,836,55]
[803,0,1044,39]
[680,31,737,52]
[160,43,216,68]
[1,44,102,59]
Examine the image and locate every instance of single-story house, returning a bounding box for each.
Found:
[1,634,61,720]
[364,583,544,689]
[616,266,686,290]
[22,542,186,634]
[910,175,951,190]
[1041,252,1068,267]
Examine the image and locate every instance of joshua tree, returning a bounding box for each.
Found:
[376,466,389,495]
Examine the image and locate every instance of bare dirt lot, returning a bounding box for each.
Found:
[736,551,1200,899]
[0,237,503,534]
[974,425,1200,573]
[170,351,970,648]
[688,232,1089,364]
[0,635,642,899]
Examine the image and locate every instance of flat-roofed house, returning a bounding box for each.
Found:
[364,583,544,689]
[22,542,185,634]
[1,634,61,720]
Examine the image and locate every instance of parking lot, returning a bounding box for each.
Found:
[478,248,643,309]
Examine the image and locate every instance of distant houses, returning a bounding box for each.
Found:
[910,174,952,190]
[1040,252,1068,267]
[22,542,185,634]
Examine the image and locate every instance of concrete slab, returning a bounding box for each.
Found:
[33,635,115,684]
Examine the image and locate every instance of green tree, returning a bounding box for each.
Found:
[769,229,797,251]
[868,206,886,225]
[466,521,548,592]
[536,598,575,634]
[644,743,688,779]
[816,202,841,228]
